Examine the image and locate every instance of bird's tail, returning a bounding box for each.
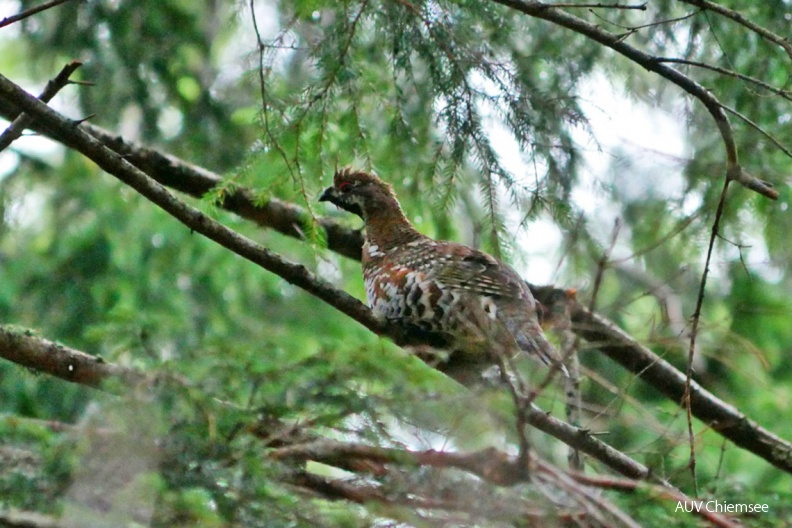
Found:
[512,321,569,377]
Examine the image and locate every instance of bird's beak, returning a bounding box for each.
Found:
[319,186,337,203]
[319,185,363,217]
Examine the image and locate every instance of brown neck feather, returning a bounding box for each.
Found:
[363,198,423,248]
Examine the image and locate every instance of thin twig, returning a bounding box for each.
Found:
[0,0,77,29]
[250,1,294,179]
[548,2,646,8]
[683,177,732,497]
[678,0,792,60]
[0,60,82,152]
[589,8,699,33]
[589,218,621,313]
[656,57,792,102]
[610,214,698,264]
[721,103,792,159]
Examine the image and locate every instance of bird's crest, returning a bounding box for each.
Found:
[333,167,395,196]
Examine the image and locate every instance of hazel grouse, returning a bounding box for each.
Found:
[320,168,565,373]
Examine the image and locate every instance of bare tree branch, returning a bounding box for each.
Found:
[488,0,780,200]
[0,0,78,29]
[0,60,82,152]
[677,0,792,60]
[547,2,646,9]
[0,326,147,391]
[655,57,792,103]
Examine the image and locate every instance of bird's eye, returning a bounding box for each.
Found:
[338,181,353,193]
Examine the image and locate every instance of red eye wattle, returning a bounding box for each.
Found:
[338,181,352,192]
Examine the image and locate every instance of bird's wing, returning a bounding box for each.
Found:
[430,243,528,300]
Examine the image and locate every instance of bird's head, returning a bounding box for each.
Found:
[319,167,402,221]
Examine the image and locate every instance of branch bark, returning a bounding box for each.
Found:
[0,0,77,30]
[0,326,146,391]
[0,60,83,152]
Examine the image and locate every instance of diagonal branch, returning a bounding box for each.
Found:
[0,71,385,338]
[550,2,647,9]
[0,60,83,152]
[655,57,792,103]
[677,0,792,60]
[0,96,364,260]
[0,0,77,29]
[488,0,779,200]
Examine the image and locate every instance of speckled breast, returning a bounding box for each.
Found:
[362,241,465,334]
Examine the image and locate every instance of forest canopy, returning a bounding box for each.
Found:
[0,1,791,527]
